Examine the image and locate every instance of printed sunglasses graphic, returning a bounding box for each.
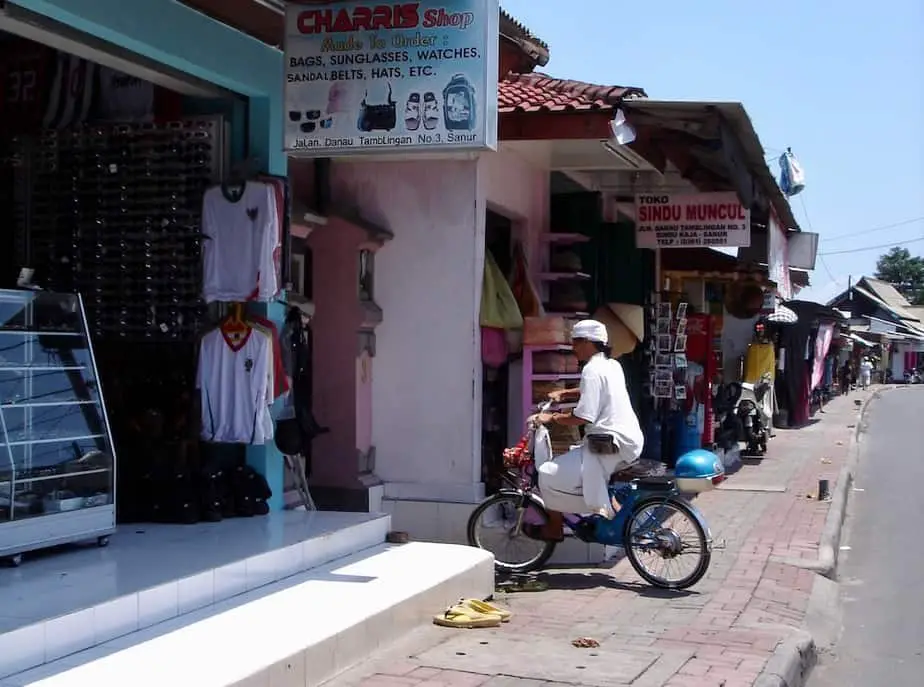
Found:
[288,110,333,133]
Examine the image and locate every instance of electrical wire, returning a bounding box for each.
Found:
[821,216,924,242]
[818,236,924,257]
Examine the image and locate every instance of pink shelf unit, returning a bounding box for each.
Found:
[521,344,579,426]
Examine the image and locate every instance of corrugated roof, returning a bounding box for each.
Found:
[907,306,924,323]
[499,72,646,114]
[858,277,919,321]
[500,8,548,49]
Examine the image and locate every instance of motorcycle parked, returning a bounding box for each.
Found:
[712,375,772,457]
[466,402,724,589]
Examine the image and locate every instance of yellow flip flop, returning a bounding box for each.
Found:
[460,598,512,622]
[433,605,502,629]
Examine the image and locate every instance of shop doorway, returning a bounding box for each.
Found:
[482,210,513,493]
[0,29,278,544]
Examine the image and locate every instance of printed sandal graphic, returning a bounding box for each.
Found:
[404,93,421,131]
[433,604,502,629]
[460,598,511,622]
[423,92,440,130]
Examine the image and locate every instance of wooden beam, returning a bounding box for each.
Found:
[499,111,612,141]
[629,125,667,172]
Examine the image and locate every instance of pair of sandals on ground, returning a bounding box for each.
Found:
[434,598,512,629]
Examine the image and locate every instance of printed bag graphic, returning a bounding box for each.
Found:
[442,74,476,131]
[357,82,397,132]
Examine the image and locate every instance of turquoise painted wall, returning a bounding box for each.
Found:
[11,0,288,509]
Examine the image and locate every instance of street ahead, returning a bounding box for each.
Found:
[812,387,924,686]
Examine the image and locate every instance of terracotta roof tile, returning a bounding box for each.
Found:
[498,72,646,114]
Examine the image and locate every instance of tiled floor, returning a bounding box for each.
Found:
[0,510,383,633]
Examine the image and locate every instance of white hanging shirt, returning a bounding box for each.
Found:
[196,327,274,444]
[201,182,279,303]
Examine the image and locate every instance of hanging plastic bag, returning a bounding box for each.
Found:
[480,251,524,330]
[778,150,805,197]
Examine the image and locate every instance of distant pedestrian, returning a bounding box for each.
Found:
[859,357,872,389]
[840,361,853,395]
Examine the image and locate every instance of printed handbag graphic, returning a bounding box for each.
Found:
[357,82,397,132]
[442,74,476,131]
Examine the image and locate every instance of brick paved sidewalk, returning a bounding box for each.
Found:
[326,390,874,687]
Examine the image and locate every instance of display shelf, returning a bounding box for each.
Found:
[538,271,591,281]
[541,233,591,244]
[0,289,116,564]
[520,343,581,428]
[532,373,582,382]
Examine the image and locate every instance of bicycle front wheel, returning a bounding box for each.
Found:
[623,497,711,590]
[467,492,556,574]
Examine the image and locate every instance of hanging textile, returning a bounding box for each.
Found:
[480,252,523,330]
[196,305,278,444]
[201,180,281,303]
[811,323,835,391]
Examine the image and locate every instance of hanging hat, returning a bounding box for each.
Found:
[593,303,645,358]
[288,292,315,317]
[602,303,645,343]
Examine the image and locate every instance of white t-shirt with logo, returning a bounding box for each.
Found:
[201,182,279,303]
[574,353,645,460]
[196,327,274,444]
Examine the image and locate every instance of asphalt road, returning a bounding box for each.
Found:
[812,386,924,686]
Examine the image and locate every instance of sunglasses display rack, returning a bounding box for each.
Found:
[14,118,225,342]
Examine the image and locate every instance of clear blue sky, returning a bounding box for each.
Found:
[500,0,924,303]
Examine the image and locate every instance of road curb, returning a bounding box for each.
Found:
[753,630,817,687]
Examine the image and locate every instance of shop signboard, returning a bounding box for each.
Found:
[634,192,751,250]
[284,0,499,156]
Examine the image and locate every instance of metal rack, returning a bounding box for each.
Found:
[14,117,225,342]
[0,289,116,566]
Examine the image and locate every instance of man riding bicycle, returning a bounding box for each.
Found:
[530,319,644,542]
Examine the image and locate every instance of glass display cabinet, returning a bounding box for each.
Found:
[0,289,116,566]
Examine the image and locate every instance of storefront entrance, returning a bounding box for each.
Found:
[0,8,408,681]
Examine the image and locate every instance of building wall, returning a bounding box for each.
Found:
[308,146,549,508]
[328,159,485,503]
[479,144,550,271]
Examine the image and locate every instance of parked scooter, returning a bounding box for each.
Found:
[712,375,772,457]
[736,374,772,456]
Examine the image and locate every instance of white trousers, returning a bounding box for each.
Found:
[537,445,627,515]
[859,371,871,388]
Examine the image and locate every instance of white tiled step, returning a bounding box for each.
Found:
[0,513,391,680]
[2,542,495,687]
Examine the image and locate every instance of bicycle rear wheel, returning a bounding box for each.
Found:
[623,497,710,589]
[467,492,556,574]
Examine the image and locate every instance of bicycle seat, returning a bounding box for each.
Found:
[633,476,675,492]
